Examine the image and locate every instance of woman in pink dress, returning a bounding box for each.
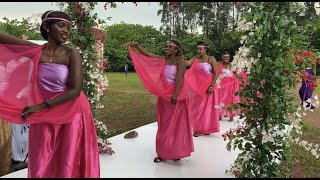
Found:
[0,11,100,178]
[184,41,220,137]
[126,40,194,163]
[216,52,241,121]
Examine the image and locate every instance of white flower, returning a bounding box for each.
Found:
[303,101,308,108]
[240,35,248,44]
[257,53,261,58]
[300,140,308,146]
[79,2,91,11]
[298,2,305,8]
[316,7,320,15]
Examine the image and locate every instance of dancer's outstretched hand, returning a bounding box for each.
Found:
[124,41,138,49]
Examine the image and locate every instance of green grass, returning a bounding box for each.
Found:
[315,78,320,94]
[278,77,320,178]
[278,125,320,178]
[106,72,146,92]
[96,72,156,137]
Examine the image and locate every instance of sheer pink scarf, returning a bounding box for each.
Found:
[0,43,91,124]
[129,49,189,101]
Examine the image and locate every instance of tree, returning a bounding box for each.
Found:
[103,22,167,71]
[0,17,42,40]
[158,2,242,59]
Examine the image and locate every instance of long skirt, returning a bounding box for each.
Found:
[189,92,220,134]
[155,97,194,160]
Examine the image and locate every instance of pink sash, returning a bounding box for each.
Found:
[129,49,189,101]
[0,43,91,124]
[185,60,220,133]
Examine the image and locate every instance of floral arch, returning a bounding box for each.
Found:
[222,2,320,177]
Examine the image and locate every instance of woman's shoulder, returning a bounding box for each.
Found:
[63,46,81,57]
[208,55,217,61]
[63,45,79,52]
[176,56,186,64]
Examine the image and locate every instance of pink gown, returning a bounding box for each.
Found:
[216,63,241,118]
[184,60,220,134]
[0,43,100,178]
[129,49,194,160]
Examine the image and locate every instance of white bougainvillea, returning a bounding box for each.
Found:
[224,2,320,177]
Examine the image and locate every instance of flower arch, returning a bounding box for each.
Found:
[221,2,320,177]
[56,2,113,154]
[56,1,141,155]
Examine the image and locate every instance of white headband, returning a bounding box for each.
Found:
[167,43,182,53]
[42,11,71,23]
[43,10,55,20]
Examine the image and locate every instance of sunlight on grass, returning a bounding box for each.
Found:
[98,72,156,137]
[106,72,146,92]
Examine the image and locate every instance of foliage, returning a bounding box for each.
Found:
[59,2,112,154]
[223,2,320,178]
[103,23,168,71]
[158,2,242,59]
[178,33,216,60]
[104,21,221,69]
[0,17,42,40]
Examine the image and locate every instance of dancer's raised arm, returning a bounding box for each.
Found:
[125,41,163,59]
[0,32,37,46]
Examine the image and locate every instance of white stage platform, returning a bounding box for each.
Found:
[1,119,240,178]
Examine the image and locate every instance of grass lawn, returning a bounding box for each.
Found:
[96,72,156,137]
[278,78,320,178]
[315,78,320,94]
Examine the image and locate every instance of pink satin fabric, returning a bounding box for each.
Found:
[0,43,100,178]
[184,60,220,134]
[216,63,241,118]
[129,49,194,160]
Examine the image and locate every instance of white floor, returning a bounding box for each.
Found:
[2,118,240,178]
